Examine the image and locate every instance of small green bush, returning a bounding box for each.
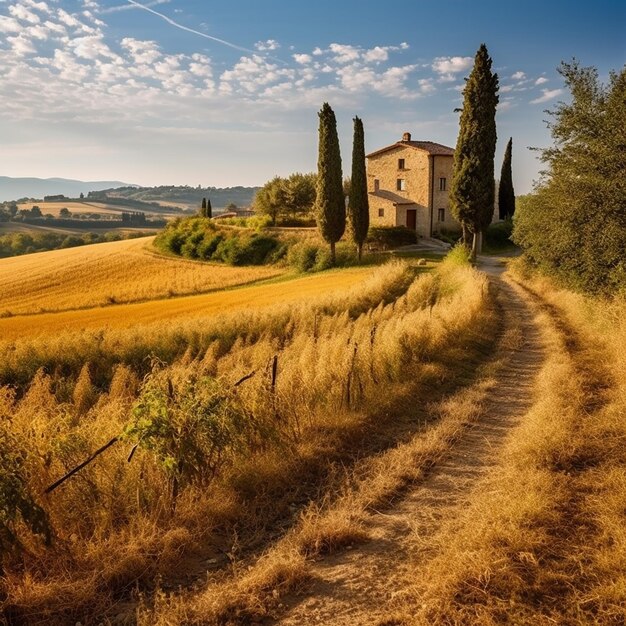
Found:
[197,233,224,260]
[287,241,319,272]
[434,229,462,246]
[485,220,514,249]
[367,226,417,248]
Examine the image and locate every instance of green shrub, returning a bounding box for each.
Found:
[197,233,224,260]
[287,241,319,272]
[485,220,514,249]
[123,371,270,502]
[367,226,417,248]
[434,228,462,246]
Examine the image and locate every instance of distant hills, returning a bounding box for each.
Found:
[0,177,132,202]
[0,178,261,209]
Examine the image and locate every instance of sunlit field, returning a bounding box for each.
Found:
[0,237,285,316]
[0,257,497,624]
[0,264,373,340]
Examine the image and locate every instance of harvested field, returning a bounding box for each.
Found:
[0,236,285,317]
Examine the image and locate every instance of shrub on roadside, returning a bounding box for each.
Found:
[485,219,514,250]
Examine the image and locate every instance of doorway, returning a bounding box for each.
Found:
[406,209,417,230]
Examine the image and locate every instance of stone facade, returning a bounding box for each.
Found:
[366,133,459,238]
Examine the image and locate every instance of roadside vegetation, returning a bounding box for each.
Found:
[0,253,494,624]
[391,267,626,625]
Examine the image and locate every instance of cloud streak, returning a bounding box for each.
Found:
[125,0,259,56]
[100,0,170,15]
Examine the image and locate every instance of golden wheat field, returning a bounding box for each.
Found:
[0,237,286,316]
[0,263,374,340]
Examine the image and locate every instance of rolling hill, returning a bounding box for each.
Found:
[0,176,132,202]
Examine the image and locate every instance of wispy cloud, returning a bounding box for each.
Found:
[530,88,563,104]
[535,76,548,85]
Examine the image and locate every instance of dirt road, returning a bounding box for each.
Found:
[271,257,546,625]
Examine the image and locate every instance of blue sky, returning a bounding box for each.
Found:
[0,0,623,193]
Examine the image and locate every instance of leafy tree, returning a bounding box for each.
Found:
[450,43,499,259]
[348,116,369,260]
[315,102,345,264]
[59,207,71,218]
[255,173,317,224]
[254,176,286,225]
[79,192,84,199]
[207,198,212,219]
[30,206,42,218]
[513,61,626,294]
[200,197,207,217]
[498,138,515,220]
[284,172,316,219]
[225,202,238,212]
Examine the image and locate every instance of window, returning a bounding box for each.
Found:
[397,179,406,191]
[439,177,447,191]
[378,208,385,217]
[437,208,445,222]
[398,158,405,170]
[374,179,380,192]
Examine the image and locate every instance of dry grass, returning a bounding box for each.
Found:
[134,263,499,625]
[0,259,496,624]
[388,267,626,625]
[0,236,285,317]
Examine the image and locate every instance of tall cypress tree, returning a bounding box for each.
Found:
[348,116,369,261]
[450,43,499,259]
[498,138,515,220]
[206,198,212,219]
[200,197,207,217]
[315,102,345,264]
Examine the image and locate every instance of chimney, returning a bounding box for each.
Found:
[402,132,411,142]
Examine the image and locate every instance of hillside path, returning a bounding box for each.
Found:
[269,256,546,625]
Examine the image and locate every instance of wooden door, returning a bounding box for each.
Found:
[406,209,417,230]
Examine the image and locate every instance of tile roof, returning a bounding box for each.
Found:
[368,190,416,205]
[366,140,454,158]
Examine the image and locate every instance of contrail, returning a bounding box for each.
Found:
[101,0,170,15]
[126,0,260,56]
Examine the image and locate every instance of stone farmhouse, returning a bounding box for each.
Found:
[366,132,459,238]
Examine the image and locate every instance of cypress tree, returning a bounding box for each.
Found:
[315,102,345,264]
[206,198,212,219]
[348,116,369,261]
[200,197,207,217]
[450,43,499,259]
[498,138,515,220]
